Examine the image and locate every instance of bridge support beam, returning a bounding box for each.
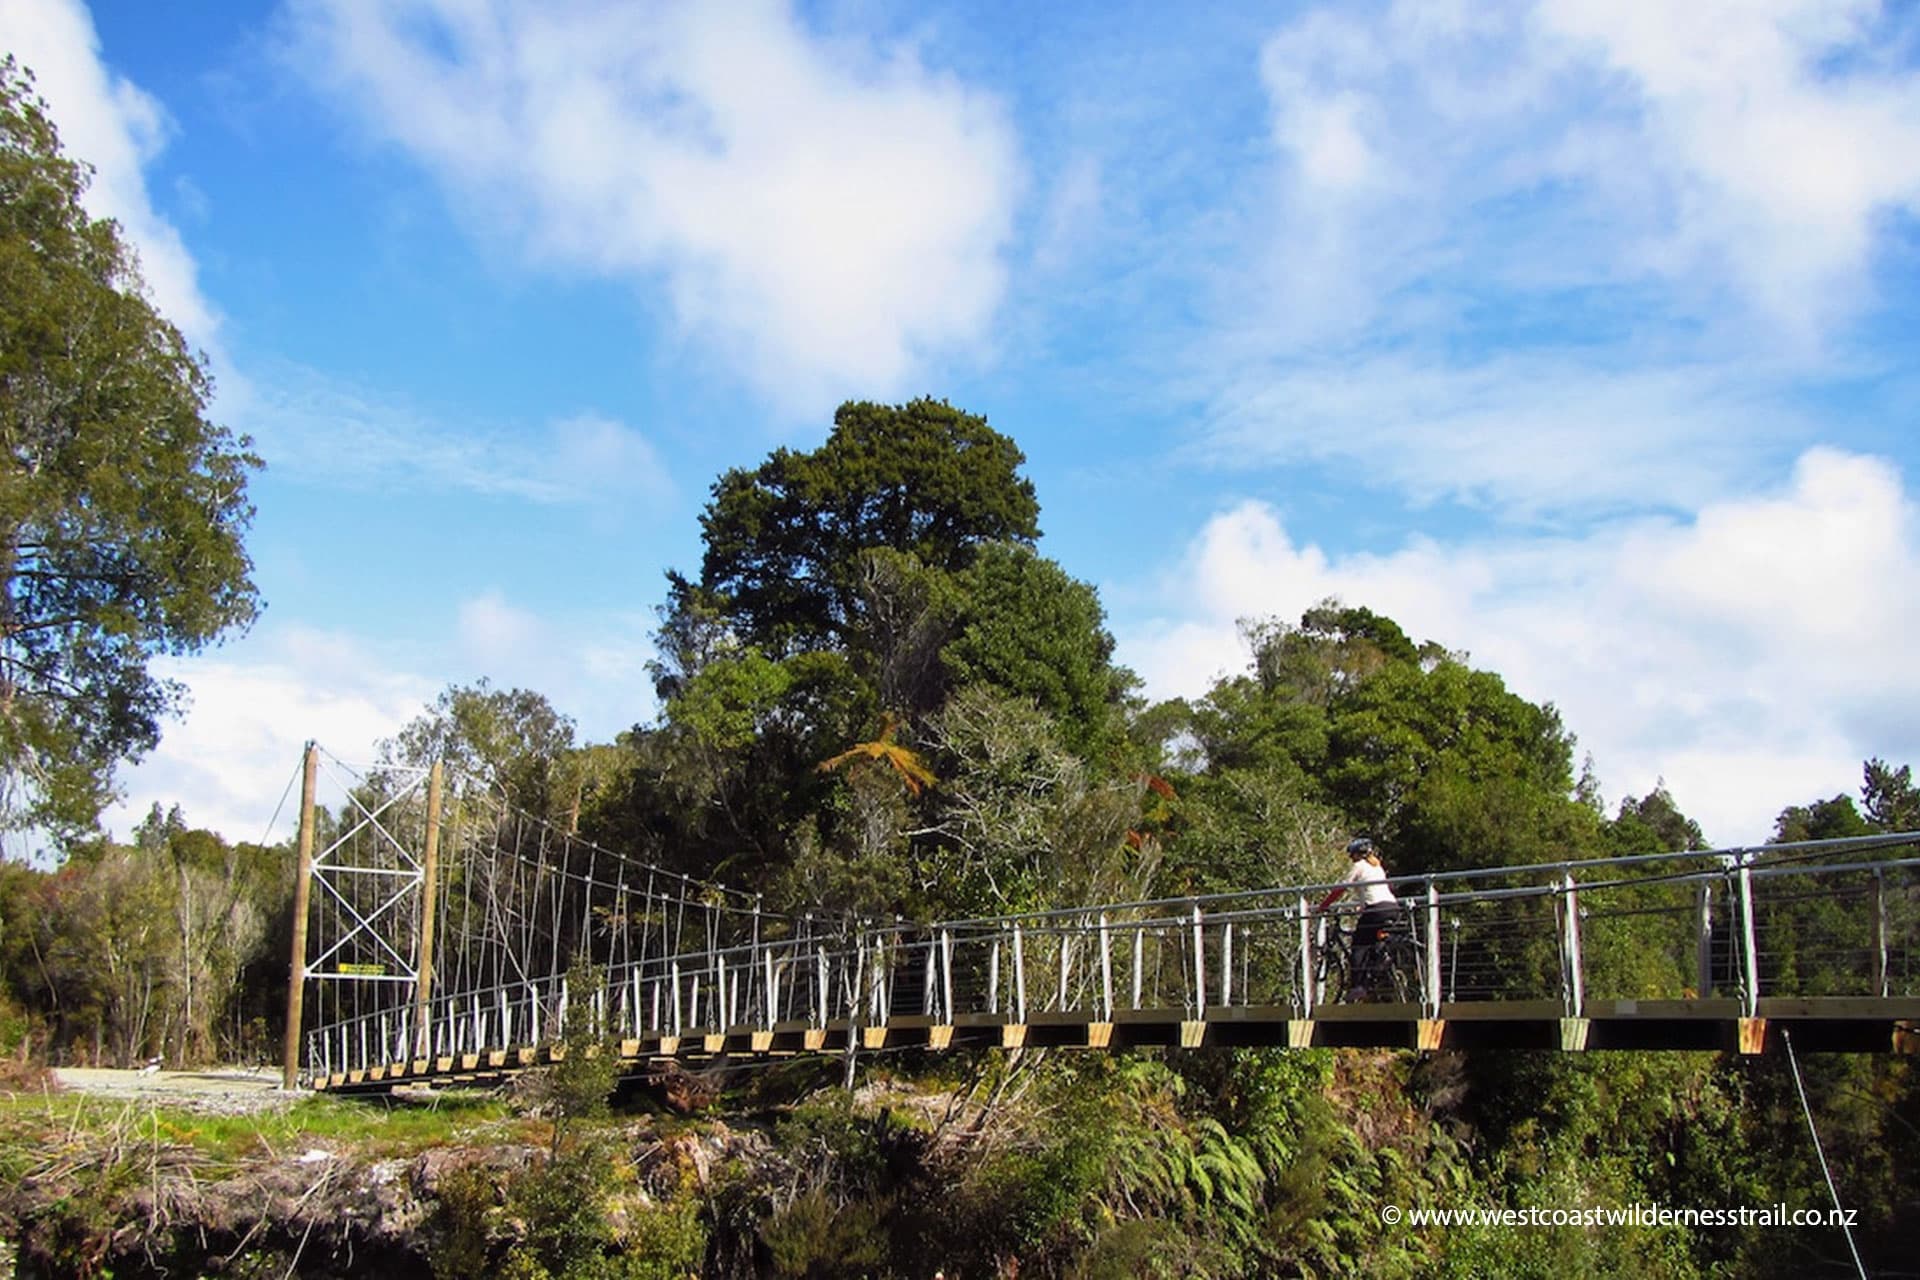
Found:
[1287,1019,1314,1048]
[1559,1017,1591,1052]
[1416,1019,1445,1052]
[1180,1020,1207,1048]
[1738,1017,1767,1055]
[281,744,318,1090]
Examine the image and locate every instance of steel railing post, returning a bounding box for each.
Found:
[1221,921,1233,1008]
[1737,856,1760,1018]
[1013,924,1028,1024]
[1561,872,1585,1018]
[1191,904,1206,1019]
[1425,880,1442,1018]
[1874,868,1889,999]
[1696,881,1714,998]
[1098,914,1113,1021]
[1298,895,1314,1017]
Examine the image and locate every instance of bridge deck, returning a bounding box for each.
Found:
[312,997,1920,1093]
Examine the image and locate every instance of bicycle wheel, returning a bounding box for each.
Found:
[1317,937,1351,1005]
[1385,944,1417,1004]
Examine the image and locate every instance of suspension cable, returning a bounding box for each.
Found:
[1781,1028,1867,1279]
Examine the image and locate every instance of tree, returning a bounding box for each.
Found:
[666,398,1039,668]
[0,61,259,839]
[1771,794,1871,844]
[1607,784,1708,855]
[382,680,576,819]
[1862,758,1920,833]
[942,541,1129,757]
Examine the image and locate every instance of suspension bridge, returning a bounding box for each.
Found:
[278,746,1920,1094]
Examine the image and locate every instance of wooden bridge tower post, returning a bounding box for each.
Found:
[412,761,444,1061]
[280,742,318,1090]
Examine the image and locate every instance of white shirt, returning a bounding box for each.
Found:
[1342,857,1397,908]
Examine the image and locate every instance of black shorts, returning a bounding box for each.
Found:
[1355,901,1398,945]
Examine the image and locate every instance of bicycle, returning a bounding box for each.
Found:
[1314,907,1423,1004]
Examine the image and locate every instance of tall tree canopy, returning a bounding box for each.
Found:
[0,61,259,838]
[665,398,1039,671]
[381,680,578,820]
[622,399,1133,910]
[1165,601,1593,885]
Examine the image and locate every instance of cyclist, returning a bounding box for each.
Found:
[1317,837,1400,1000]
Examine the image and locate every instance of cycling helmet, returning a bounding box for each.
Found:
[1345,837,1377,859]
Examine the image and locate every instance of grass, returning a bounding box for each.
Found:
[0,1088,525,1175]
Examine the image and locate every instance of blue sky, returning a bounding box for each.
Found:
[7,0,1920,848]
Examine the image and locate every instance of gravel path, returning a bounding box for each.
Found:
[52,1066,293,1113]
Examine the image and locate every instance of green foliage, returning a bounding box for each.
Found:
[430,1162,501,1280]
[941,541,1128,757]
[1863,757,1920,832]
[1326,658,1585,872]
[1607,784,1709,854]
[507,1142,624,1278]
[539,959,620,1159]
[0,813,289,1066]
[385,680,579,819]
[674,398,1039,665]
[1773,793,1872,842]
[759,1185,889,1279]
[917,686,1150,914]
[0,59,260,839]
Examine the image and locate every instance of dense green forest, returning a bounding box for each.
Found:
[2,57,1916,1278]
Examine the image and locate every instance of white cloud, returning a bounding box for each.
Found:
[1119,447,1920,845]
[1537,0,1920,337]
[106,626,438,846]
[1,0,221,351]
[1255,0,1920,345]
[107,594,661,846]
[236,366,671,506]
[285,0,1021,412]
[1203,353,1803,515]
